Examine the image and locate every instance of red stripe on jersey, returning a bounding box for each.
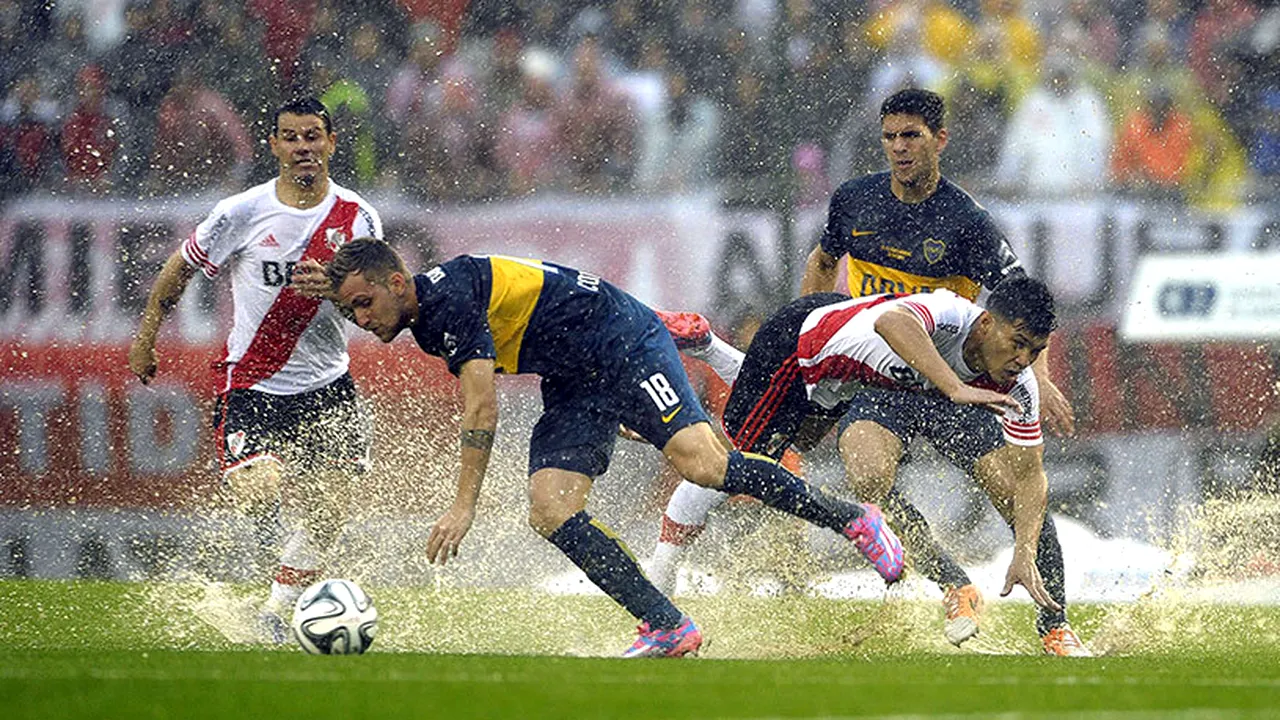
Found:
[902,301,935,333]
[796,294,899,362]
[799,354,899,390]
[733,355,802,451]
[1003,421,1041,440]
[184,233,219,277]
[226,198,359,391]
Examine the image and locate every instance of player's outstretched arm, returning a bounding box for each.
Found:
[875,307,1023,415]
[994,445,1062,611]
[128,250,196,384]
[427,358,497,566]
[799,245,840,296]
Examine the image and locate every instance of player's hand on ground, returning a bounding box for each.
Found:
[1001,551,1062,611]
[128,337,158,384]
[947,385,1023,416]
[290,259,333,299]
[427,503,476,566]
[1038,377,1076,437]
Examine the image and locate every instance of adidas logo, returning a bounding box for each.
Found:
[259,234,280,248]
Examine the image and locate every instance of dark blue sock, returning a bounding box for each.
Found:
[1030,514,1069,635]
[547,511,683,629]
[720,450,863,532]
[883,489,971,588]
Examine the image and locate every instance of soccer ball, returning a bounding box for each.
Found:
[291,578,378,655]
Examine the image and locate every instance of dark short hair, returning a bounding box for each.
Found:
[880,88,946,133]
[986,275,1057,337]
[327,237,407,289]
[274,96,333,135]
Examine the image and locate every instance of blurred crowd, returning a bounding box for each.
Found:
[0,0,1277,209]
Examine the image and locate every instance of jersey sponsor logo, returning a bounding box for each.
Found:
[661,405,683,424]
[259,234,280,248]
[923,237,946,264]
[846,258,981,300]
[850,229,877,237]
[261,260,297,287]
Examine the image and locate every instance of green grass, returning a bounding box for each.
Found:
[3,579,1280,719]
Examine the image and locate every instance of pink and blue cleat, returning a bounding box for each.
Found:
[622,615,703,658]
[842,503,905,583]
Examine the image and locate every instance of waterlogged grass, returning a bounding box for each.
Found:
[3,580,1279,719]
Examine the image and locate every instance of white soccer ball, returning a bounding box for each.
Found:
[291,578,378,655]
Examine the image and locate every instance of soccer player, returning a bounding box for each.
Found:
[656,276,1062,609]
[128,97,383,642]
[292,238,904,658]
[658,88,1089,656]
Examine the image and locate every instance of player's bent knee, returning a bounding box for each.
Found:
[662,423,729,489]
[528,502,580,538]
[527,469,592,537]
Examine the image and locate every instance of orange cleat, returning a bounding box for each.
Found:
[1042,624,1093,657]
[943,583,983,646]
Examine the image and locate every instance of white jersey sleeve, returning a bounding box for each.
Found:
[1003,369,1042,446]
[182,192,254,278]
[895,291,973,345]
[352,199,383,240]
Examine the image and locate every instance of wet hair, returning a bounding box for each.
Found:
[273,96,333,135]
[327,237,408,290]
[880,88,946,133]
[986,275,1057,337]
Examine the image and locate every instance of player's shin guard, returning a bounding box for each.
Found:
[1030,514,1069,635]
[720,450,862,531]
[882,489,970,588]
[548,511,684,630]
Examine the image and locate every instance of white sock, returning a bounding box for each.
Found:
[649,481,732,595]
[666,480,729,525]
[684,331,745,384]
[649,540,685,596]
[268,527,323,611]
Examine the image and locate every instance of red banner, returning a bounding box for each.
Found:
[0,340,462,509]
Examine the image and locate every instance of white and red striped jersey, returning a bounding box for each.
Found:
[795,290,1042,447]
[181,179,383,395]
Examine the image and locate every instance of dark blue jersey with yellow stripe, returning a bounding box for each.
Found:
[819,172,1022,301]
[410,254,658,378]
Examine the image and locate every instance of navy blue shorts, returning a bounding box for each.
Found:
[528,312,711,477]
[838,388,1003,473]
[213,372,369,478]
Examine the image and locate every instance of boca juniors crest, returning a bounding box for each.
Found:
[923,237,946,265]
